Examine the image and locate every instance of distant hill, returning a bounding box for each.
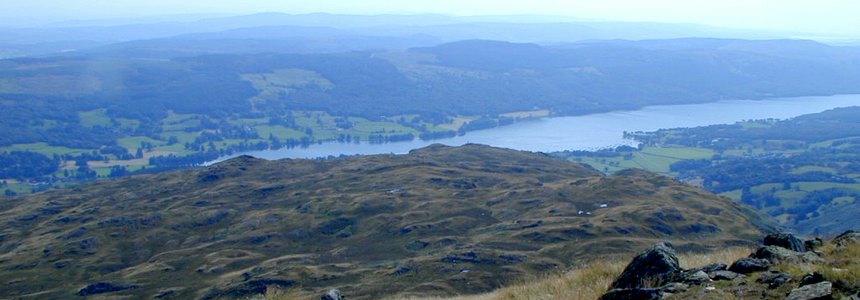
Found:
[3,37,860,194]
[0,144,770,299]
[0,12,798,58]
[555,107,860,235]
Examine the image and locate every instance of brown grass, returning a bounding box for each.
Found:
[260,287,315,300]
[676,247,753,270]
[377,248,750,300]
[260,242,858,300]
[812,243,860,293]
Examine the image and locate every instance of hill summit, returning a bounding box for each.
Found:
[0,144,769,299]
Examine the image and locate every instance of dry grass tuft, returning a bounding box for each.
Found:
[261,287,314,300]
[818,242,860,293]
[388,259,625,300]
[384,247,753,300]
[676,247,753,270]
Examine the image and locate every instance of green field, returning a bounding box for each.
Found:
[78,109,112,128]
[2,105,479,195]
[0,143,89,157]
[572,146,714,174]
[256,125,307,140]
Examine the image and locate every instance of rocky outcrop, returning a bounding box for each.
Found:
[763,232,806,252]
[728,257,771,274]
[805,238,824,251]
[752,246,823,264]
[609,241,681,289]
[600,232,860,300]
[598,231,858,300]
[710,270,744,281]
[679,270,710,285]
[756,271,791,288]
[786,281,833,300]
[799,272,826,287]
[599,242,715,299]
[696,263,727,274]
[599,288,663,300]
[833,230,860,248]
[201,278,296,300]
[321,289,345,300]
[77,282,138,296]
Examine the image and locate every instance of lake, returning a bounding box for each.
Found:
[209,94,860,163]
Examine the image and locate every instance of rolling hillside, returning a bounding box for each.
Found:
[0,144,771,299]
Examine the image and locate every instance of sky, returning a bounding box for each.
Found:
[1,0,858,36]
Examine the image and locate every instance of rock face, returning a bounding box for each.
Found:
[752,246,823,264]
[785,281,833,300]
[609,241,681,289]
[728,257,771,274]
[77,282,138,296]
[599,288,663,300]
[763,232,806,252]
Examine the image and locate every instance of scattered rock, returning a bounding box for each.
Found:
[391,267,412,276]
[203,278,296,300]
[710,270,744,281]
[804,238,824,251]
[316,218,356,235]
[785,281,832,300]
[680,270,711,285]
[321,288,344,300]
[77,282,138,296]
[756,271,792,289]
[728,257,771,274]
[405,240,430,250]
[752,246,823,264]
[599,288,663,300]
[698,263,728,274]
[660,282,689,294]
[609,241,681,289]
[763,232,807,252]
[833,230,860,248]
[798,272,826,287]
[153,288,178,299]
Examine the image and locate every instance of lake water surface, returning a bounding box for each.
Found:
[210,94,860,163]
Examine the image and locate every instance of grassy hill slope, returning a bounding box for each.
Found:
[0,144,770,299]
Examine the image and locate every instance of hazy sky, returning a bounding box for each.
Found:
[2,0,858,36]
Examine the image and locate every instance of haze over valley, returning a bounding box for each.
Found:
[1,1,860,299]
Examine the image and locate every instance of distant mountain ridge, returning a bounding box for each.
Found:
[0,144,771,299]
[0,12,807,58]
